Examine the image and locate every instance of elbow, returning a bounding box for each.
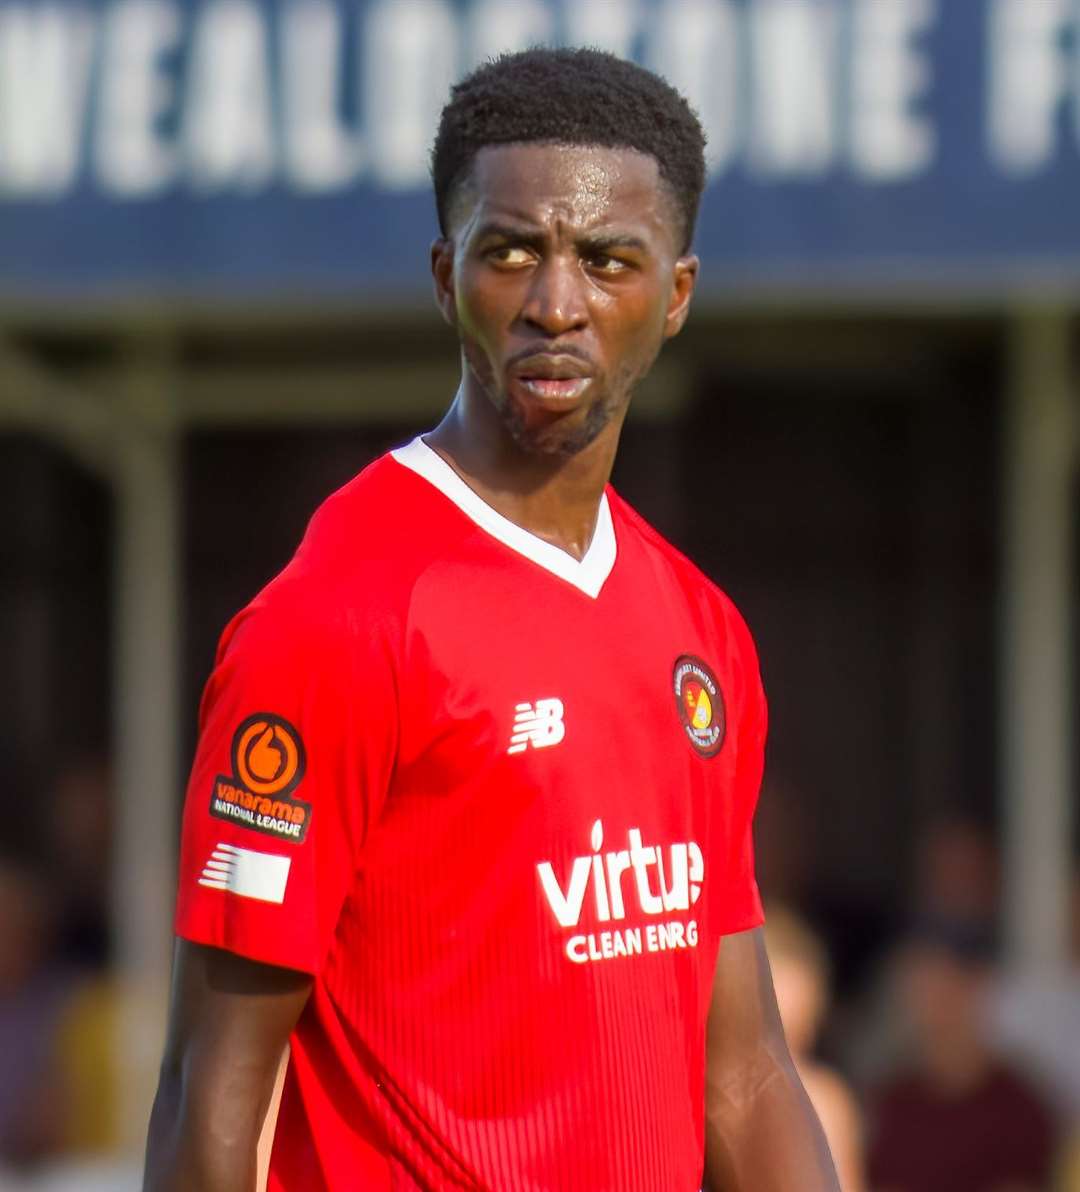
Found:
[706,1036,798,1127]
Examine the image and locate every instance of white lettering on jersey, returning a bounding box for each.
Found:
[507,697,565,755]
[198,842,291,904]
[536,820,704,965]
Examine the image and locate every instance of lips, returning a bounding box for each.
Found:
[511,353,595,404]
[517,377,592,401]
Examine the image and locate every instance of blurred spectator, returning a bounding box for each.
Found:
[756,779,896,1000]
[867,916,1057,1192]
[843,813,1002,1088]
[755,781,817,905]
[0,853,68,1169]
[913,812,1001,925]
[765,905,866,1191]
[45,756,111,971]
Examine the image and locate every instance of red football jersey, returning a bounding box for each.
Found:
[175,436,766,1192]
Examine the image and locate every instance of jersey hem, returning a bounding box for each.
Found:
[173,916,319,977]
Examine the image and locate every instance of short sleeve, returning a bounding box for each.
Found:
[714,612,767,936]
[174,591,397,974]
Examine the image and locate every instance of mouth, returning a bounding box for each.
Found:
[515,376,592,402]
[510,353,596,407]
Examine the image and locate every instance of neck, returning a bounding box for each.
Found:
[425,378,624,561]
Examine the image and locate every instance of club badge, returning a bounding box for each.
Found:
[673,655,726,758]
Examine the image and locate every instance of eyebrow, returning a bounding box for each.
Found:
[474,221,650,255]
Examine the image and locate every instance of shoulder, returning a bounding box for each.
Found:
[218,451,467,665]
[299,450,470,581]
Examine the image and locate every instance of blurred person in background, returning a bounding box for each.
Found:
[37,756,122,1160]
[0,851,68,1171]
[843,812,1003,1090]
[867,916,1057,1192]
[755,777,898,1011]
[765,905,866,1191]
[913,811,1001,925]
[45,755,112,971]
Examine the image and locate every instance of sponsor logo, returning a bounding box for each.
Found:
[508,698,565,755]
[208,713,311,843]
[673,655,726,757]
[537,819,704,966]
[198,842,291,904]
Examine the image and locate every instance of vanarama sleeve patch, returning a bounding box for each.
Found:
[209,713,311,843]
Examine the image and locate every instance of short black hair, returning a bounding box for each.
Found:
[431,47,707,254]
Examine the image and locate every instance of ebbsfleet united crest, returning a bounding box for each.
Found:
[672,655,726,758]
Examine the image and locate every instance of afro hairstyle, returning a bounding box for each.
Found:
[431,47,707,254]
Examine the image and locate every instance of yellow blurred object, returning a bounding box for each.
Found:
[54,978,120,1155]
[1058,1129,1080,1192]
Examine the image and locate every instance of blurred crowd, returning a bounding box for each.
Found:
[1,758,1077,1191]
[0,756,130,1190]
[760,798,1080,1192]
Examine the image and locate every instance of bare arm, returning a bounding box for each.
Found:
[143,939,312,1192]
[703,927,840,1192]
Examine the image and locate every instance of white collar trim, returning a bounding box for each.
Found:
[391,436,617,599]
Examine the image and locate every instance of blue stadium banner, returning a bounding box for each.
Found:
[2,0,1080,299]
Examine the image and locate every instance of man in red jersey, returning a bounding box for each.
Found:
[144,48,839,1192]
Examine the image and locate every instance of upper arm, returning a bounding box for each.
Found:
[160,938,312,1086]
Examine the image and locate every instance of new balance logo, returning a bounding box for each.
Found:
[508,698,565,755]
[198,842,291,904]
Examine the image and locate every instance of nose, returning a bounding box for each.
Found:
[520,254,588,336]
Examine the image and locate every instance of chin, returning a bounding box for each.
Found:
[500,395,615,459]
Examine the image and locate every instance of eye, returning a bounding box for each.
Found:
[487,245,534,267]
[587,253,630,275]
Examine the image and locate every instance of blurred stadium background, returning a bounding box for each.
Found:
[1,0,1078,1188]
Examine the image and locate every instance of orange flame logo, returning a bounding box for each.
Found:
[234,716,303,796]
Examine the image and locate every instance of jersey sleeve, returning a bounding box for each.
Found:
[174,589,398,974]
[714,609,767,936]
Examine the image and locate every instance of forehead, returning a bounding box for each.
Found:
[458,143,676,242]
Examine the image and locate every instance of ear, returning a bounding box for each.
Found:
[430,238,458,328]
[663,254,699,340]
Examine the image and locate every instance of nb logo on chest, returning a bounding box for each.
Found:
[508,698,565,754]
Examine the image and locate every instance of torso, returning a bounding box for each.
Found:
[184,439,765,1192]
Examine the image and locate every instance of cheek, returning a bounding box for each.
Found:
[596,286,670,354]
[454,264,520,344]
